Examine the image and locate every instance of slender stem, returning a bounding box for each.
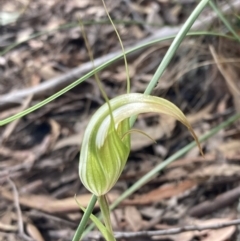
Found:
[145,0,209,93]
[102,0,130,93]
[98,196,116,241]
[130,0,210,126]
[72,195,97,241]
[209,1,240,42]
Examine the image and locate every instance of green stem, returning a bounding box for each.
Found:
[72,195,97,241]
[98,196,116,241]
[209,1,240,42]
[144,0,209,94]
[102,0,130,93]
[130,0,210,126]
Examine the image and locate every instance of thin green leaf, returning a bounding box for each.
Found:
[102,0,130,93]
[72,195,97,241]
[0,32,233,126]
[209,1,240,43]
[141,0,210,98]
[98,196,116,241]
[74,196,115,241]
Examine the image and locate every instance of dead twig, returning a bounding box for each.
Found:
[48,218,240,240]
[7,178,33,241]
[209,45,240,113]
[0,95,33,143]
[189,185,240,217]
[112,219,239,238]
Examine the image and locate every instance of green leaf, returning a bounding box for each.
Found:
[75,197,115,241]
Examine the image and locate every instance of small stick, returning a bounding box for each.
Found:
[7,178,33,241]
[113,219,238,238]
[189,186,240,217]
[82,219,239,239]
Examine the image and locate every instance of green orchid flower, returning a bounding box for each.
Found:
[79,93,202,197]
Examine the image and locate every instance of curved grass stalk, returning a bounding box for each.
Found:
[101,0,130,93]
[209,0,240,42]
[79,19,115,127]
[0,31,233,126]
[0,19,165,57]
[138,0,210,98]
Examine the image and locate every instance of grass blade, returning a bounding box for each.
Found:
[142,0,210,96]
[0,32,233,126]
[209,0,240,42]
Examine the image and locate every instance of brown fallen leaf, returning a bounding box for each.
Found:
[39,64,60,80]
[168,154,216,168]
[217,140,240,156]
[128,180,198,205]
[1,189,120,213]
[110,64,136,82]
[210,46,240,113]
[186,102,214,124]
[190,163,240,180]
[159,167,189,181]
[54,132,83,150]
[176,218,236,241]
[125,206,143,232]
[47,119,61,151]
[110,208,124,231]
[0,222,17,232]
[203,225,235,241]
[26,223,45,241]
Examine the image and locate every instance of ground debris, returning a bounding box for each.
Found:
[1,0,240,241]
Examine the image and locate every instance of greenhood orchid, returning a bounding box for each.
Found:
[79,93,202,197]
